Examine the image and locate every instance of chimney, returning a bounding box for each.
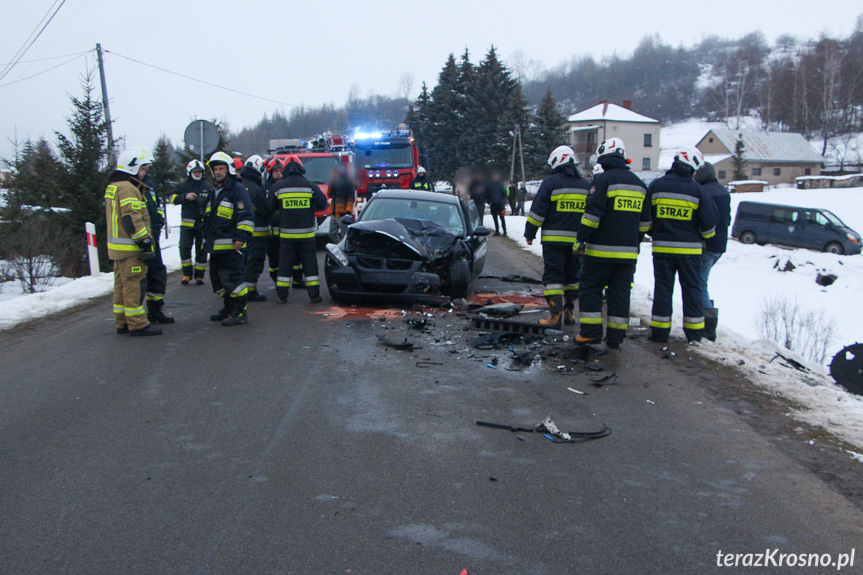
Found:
[622,100,632,110]
[600,100,608,116]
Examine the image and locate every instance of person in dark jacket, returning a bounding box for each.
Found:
[646,148,719,344]
[328,165,356,242]
[240,156,271,302]
[468,169,487,219]
[409,166,434,191]
[142,174,174,324]
[694,161,731,342]
[507,180,518,214]
[524,145,590,327]
[203,151,254,326]
[516,183,528,216]
[576,138,651,348]
[486,170,508,236]
[170,159,213,285]
[268,155,329,304]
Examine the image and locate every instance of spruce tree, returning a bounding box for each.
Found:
[405,83,432,172]
[149,135,182,201]
[526,90,567,176]
[731,135,748,180]
[427,54,464,181]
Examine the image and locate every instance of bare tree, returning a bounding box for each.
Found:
[757,294,838,364]
[396,72,415,101]
[6,215,67,293]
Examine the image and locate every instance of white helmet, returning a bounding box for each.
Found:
[245,154,266,176]
[547,145,575,170]
[596,138,626,159]
[592,163,604,175]
[417,166,426,175]
[116,146,154,175]
[674,147,705,171]
[186,159,205,177]
[208,151,236,176]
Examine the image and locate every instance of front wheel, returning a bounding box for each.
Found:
[825,242,844,255]
[446,257,471,299]
[740,231,757,245]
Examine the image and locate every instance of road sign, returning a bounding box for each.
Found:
[183,120,220,160]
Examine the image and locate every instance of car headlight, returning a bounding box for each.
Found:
[326,243,350,267]
[847,233,859,243]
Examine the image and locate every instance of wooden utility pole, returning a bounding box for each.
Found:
[510,125,526,185]
[95,43,114,155]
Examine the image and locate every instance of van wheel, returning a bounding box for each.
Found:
[825,242,844,255]
[740,231,757,245]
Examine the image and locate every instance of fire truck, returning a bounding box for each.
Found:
[269,132,354,240]
[351,124,422,199]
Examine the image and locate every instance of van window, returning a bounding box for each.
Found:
[771,208,799,223]
[806,211,829,226]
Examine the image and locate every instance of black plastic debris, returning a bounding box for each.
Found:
[511,348,534,365]
[815,273,837,287]
[475,303,524,317]
[469,316,546,336]
[476,418,611,443]
[479,274,543,284]
[376,334,417,351]
[405,317,431,330]
[769,352,809,372]
[585,363,605,372]
[830,343,863,396]
[591,373,618,386]
[471,332,524,350]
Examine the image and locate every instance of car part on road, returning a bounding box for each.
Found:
[830,343,863,396]
[478,274,543,284]
[475,303,524,317]
[469,315,547,336]
[470,332,527,350]
[769,352,809,372]
[476,418,611,443]
[591,373,619,386]
[375,334,419,351]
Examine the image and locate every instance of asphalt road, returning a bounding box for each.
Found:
[1,236,862,575]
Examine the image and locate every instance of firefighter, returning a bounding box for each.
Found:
[646,147,719,344]
[524,145,590,327]
[105,146,162,336]
[141,174,175,324]
[240,155,271,302]
[170,159,213,285]
[264,157,284,286]
[204,151,254,326]
[409,166,433,191]
[575,138,651,348]
[268,155,329,304]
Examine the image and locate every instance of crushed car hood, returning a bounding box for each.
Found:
[344,218,459,262]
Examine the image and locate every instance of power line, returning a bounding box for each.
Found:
[0,0,68,83]
[0,49,89,67]
[0,51,88,88]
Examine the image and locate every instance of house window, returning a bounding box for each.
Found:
[709,137,714,143]
[644,133,653,147]
[717,170,726,179]
[752,167,762,176]
[642,157,651,170]
[773,168,781,176]
[587,132,597,145]
[805,168,812,175]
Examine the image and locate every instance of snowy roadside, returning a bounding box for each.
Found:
[0,204,183,330]
[487,201,863,454]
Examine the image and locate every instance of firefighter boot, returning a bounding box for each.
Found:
[147,300,176,324]
[539,296,564,328]
[222,295,248,326]
[247,286,268,302]
[704,308,719,342]
[210,296,232,322]
[129,324,163,337]
[563,292,577,326]
[181,276,191,285]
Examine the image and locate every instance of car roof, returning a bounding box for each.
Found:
[739,201,822,211]
[371,190,461,204]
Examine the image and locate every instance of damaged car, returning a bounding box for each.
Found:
[325,190,489,304]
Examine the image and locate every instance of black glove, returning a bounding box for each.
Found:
[137,238,155,262]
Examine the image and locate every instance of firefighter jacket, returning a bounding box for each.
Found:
[169,177,213,230]
[578,156,651,261]
[646,162,719,256]
[144,184,164,234]
[409,175,433,191]
[203,175,254,253]
[105,174,152,261]
[241,166,272,239]
[267,167,329,241]
[524,164,590,244]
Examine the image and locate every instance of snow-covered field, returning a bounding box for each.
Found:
[0,204,183,330]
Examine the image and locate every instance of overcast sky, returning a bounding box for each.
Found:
[1,0,860,158]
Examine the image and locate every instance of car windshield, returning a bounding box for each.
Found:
[360,198,465,235]
[820,209,846,227]
[299,156,341,184]
[356,145,413,169]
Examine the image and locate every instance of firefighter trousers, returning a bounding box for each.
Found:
[210,250,248,302]
[267,235,280,283]
[541,243,581,300]
[277,239,319,301]
[179,228,207,280]
[113,257,149,330]
[146,238,167,312]
[578,258,635,344]
[243,237,269,292]
[651,255,705,342]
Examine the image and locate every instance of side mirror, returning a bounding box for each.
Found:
[474,226,491,237]
[340,215,355,226]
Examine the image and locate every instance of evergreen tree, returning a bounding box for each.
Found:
[149,135,182,200]
[426,54,464,181]
[525,90,567,176]
[2,138,64,213]
[731,135,748,180]
[405,82,432,172]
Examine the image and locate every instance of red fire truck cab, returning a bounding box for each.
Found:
[351,124,421,199]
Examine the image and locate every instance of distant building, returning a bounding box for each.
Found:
[566,101,661,172]
[695,129,824,186]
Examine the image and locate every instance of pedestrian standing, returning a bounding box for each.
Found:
[486,171,508,236]
[468,168,487,221]
[576,138,651,348]
[516,183,527,216]
[646,147,718,344]
[105,146,162,336]
[170,160,212,285]
[204,151,254,326]
[507,180,518,214]
[694,161,731,342]
[524,145,590,327]
[240,155,271,302]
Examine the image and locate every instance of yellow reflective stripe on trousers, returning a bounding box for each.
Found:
[683,321,705,330]
[113,305,125,314]
[580,311,603,324]
[652,246,702,255]
[125,305,146,316]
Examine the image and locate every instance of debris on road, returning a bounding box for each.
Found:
[475,302,524,317]
[476,417,611,442]
[591,373,619,386]
[375,334,419,351]
[478,274,543,284]
[769,352,810,372]
[830,343,863,396]
[567,387,587,395]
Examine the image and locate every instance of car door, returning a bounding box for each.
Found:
[465,199,487,277]
[769,207,802,248]
[803,210,835,250]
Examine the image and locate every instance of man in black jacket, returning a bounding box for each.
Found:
[204,151,254,326]
[646,148,719,344]
[268,156,329,304]
[170,159,213,285]
[576,138,651,348]
[486,170,508,236]
[695,161,731,341]
[239,155,271,302]
[409,166,433,191]
[468,169,487,219]
[524,145,590,327]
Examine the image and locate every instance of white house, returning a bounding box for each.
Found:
[565,101,661,172]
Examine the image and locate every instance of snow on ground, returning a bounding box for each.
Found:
[495,190,863,452]
[0,204,183,330]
